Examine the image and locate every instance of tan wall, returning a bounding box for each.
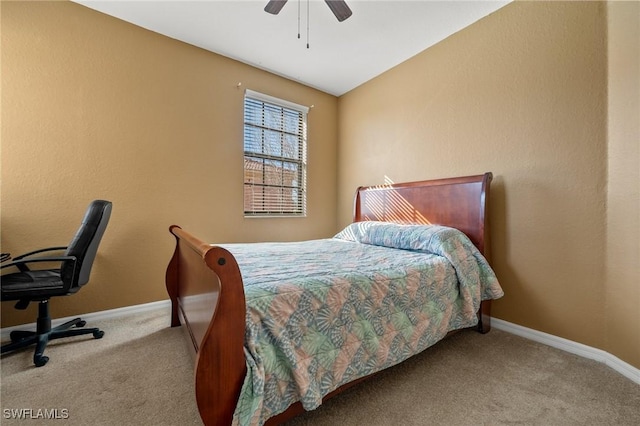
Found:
[2,0,637,370]
[1,1,338,326]
[338,2,616,360]
[606,2,640,367]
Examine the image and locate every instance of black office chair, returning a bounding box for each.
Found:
[1,200,112,367]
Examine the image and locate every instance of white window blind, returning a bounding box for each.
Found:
[243,90,308,217]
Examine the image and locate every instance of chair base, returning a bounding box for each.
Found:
[0,301,104,367]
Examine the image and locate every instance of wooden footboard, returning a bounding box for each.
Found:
[166,172,496,426]
[166,225,247,425]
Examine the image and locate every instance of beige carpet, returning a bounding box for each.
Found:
[1,306,639,425]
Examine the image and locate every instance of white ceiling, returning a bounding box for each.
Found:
[73,0,510,96]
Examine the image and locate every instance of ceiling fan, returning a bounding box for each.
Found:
[265,0,352,22]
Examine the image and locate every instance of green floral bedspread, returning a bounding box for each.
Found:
[223,222,503,425]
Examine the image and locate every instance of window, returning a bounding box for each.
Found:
[243,90,308,217]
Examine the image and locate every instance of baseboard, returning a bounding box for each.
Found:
[3,302,638,385]
[492,318,640,385]
[0,300,171,342]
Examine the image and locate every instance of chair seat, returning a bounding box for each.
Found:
[1,270,65,300]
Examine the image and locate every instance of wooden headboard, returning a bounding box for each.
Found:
[353,172,493,261]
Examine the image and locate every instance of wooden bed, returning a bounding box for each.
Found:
[166,172,495,426]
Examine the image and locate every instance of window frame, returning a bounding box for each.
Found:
[243,89,309,218]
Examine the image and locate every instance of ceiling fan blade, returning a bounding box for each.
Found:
[324,0,352,22]
[264,0,288,15]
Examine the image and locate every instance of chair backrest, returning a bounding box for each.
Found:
[61,200,112,291]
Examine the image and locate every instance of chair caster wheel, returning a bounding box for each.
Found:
[9,330,32,343]
[34,356,49,367]
[93,330,104,339]
[76,320,86,328]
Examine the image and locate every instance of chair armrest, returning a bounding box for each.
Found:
[12,246,67,261]
[0,256,78,292]
[1,255,75,274]
[10,247,68,272]
[1,256,78,293]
